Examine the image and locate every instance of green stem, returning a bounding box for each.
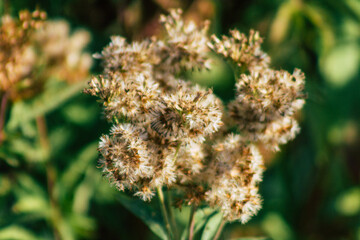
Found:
[213,218,227,240]
[36,116,61,240]
[167,191,179,240]
[188,205,197,240]
[164,142,181,240]
[157,187,173,240]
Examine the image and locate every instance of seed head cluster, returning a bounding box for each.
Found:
[86,9,306,223]
[0,10,45,96]
[0,10,91,100]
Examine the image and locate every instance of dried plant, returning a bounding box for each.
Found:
[0,10,91,101]
[85,8,305,239]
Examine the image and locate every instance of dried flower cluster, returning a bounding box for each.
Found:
[0,10,45,95]
[0,10,91,100]
[87,9,305,223]
[210,29,305,151]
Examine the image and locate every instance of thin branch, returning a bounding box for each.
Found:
[157,187,173,240]
[213,218,227,240]
[167,191,179,240]
[36,116,60,240]
[0,91,9,144]
[188,205,197,240]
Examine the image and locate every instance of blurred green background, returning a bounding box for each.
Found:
[0,0,359,239]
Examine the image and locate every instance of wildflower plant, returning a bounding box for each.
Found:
[0,9,94,240]
[86,9,305,240]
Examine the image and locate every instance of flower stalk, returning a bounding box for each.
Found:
[157,187,174,239]
[0,91,9,143]
[213,218,227,240]
[188,205,197,240]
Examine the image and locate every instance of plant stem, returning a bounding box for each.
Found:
[167,191,179,240]
[36,116,61,240]
[188,204,197,240]
[213,218,227,240]
[157,187,173,240]
[0,91,9,144]
[168,143,182,239]
[36,116,50,151]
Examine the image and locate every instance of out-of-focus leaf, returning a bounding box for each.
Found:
[49,126,72,156]
[345,0,360,18]
[0,175,11,196]
[6,137,46,163]
[320,42,360,87]
[19,121,37,138]
[12,195,49,217]
[190,55,232,88]
[233,238,271,240]
[72,168,98,214]
[190,55,235,102]
[269,1,296,44]
[62,103,98,125]
[342,18,360,40]
[117,193,168,240]
[262,212,295,240]
[0,225,41,240]
[69,213,96,238]
[58,218,76,240]
[327,120,358,146]
[0,149,20,167]
[335,187,360,216]
[6,80,86,131]
[201,211,223,240]
[15,174,47,197]
[303,3,335,52]
[59,142,97,191]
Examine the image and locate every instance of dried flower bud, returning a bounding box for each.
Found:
[229,68,305,150]
[208,29,270,73]
[148,82,222,143]
[204,134,264,223]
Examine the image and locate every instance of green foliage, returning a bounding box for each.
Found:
[117,193,168,240]
[200,211,223,240]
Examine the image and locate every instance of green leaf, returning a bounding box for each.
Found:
[303,3,335,52]
[180,207,215,240]
[72,168,99,214]
[15,174,47,197]
[6,79,86,131]
[0,175,11,196]
[117,193,168,240]
[0,149,20,167]
[262,212,295,240]
[0,225,42,240]
[320,42,360,87]
[12,194,50,218]
[61,102,98,125]
[200,211,223,240]
[233,238,271,240]
[68,213,96,238]
[345,0,360,18]
[59,142,98,191]
[335,187,360,216]
[5,137,46,163]
[49,126,72,157]
[269,1,296,44]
